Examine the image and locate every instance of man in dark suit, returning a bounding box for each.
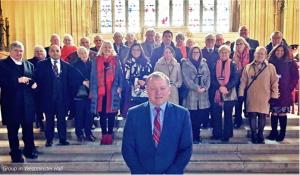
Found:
[44,34,61,58]
[265,31,288,54]
[90,34,103,53]
[0,41,38,162]
[36,45,75,147]
[113,32,130,65]
[231,25,259,52]
[122,72,193,174]
[151,30,183,68]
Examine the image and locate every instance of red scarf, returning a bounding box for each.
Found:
[233,48,249,71]
[96,55,116,112]
[214,58,231,106]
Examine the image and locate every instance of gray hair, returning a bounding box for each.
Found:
[205,33,216,41]
[176,33,185,41]
[77,46,89,54]
[146,71,170,85]
[10,41,24,51]
[34,45,46,55]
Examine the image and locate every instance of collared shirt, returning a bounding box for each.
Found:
[11,57,23,65]
[149,102,167,134]
[50,58,61,74]
[207,48,214,53]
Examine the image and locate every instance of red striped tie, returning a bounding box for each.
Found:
[153,107,161,146]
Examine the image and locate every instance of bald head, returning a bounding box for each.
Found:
[49,45,61,60]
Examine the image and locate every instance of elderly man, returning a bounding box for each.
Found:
[231,25,259,52]
[0,41,38,162]
[265,31,288,54]
[141,28,156,58]
[122,71,192,174]
[201,33,219,129]
[113,32,130,65]
[90,35,103,53]
[45,33,61,58]
[215,33,224,49]
[151,30,183,67]
[36,45,76,147]
[67,37,97,64]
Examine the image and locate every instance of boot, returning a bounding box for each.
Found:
[10,150,24,163]
[257,130,265,144]
[276,116,287,142]
[251,132,258,144]
[106,134,113,145]
[266,115,278,140]
[100,134,108,145]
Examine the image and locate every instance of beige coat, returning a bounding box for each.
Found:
[154,57,182,104]
[239,60,279,114]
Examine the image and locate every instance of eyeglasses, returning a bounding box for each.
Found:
[192,51,200,54]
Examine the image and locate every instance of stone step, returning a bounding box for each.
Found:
[0,125,299,140]
[0,153,298,173]
[0,140,298,155]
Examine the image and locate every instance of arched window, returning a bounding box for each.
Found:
[98,0,231,33]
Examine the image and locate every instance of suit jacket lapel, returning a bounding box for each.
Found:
[142,102,157,148]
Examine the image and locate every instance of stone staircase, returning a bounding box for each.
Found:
[0,114,299,174]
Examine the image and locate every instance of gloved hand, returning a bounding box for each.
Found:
[238,96,244,103]
[269,98,277,106]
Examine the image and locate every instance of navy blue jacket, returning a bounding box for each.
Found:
[201,47,219,73]
[0,57,36,125]
[122,102,192,174]
[35,59,76,115]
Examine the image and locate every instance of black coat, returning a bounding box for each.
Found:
[35,59,76,115]
[0,57,36,125]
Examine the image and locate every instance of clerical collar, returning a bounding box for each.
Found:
[11,57,23,65]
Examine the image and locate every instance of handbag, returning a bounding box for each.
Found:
[130,85,148,104]
[76,85,89,98]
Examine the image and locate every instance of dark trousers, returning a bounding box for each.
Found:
[74,99,93,137]
[207,88,215,127]
[248,112,267,139]
[45,103,67,142]
[190,108,209,141]
[234,98,245,124]
[6,122,35,156]
[99,112,116,134]
[212,102,235,139]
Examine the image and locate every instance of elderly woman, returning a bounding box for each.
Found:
[90,41,123,145]
[230,37,254,129]
[239,46,279,144]
[266,44,299,142]
[61,34,77,61]
[154,46,182,104]
[211,45,238,142]
[29,45,46,131]
[123,43,152,116]
[175,33,187,58]
[182,46,210,144]
[71,46,95,142]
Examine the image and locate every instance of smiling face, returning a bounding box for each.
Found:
[275,46,285,58]
[131,45,142,59]
[163,47,174,61]
[10,47,23,61]
[254,47,267,63]
[146,77,171,106]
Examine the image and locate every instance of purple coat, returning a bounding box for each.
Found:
[269,58,299,107]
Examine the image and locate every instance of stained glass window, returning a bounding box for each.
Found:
[202,0,215,32]
[216,0,230,32]
[172,0,184,26]
[114,0,126,33]
[158,0,170,27]
[188,0,201,32]
[100,0,112,33]
[128,0,140,33]
[144,0,156,27]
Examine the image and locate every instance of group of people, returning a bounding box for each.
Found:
[0,25,298,174]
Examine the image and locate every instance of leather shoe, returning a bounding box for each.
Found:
[23,151,38,159]
[59,140,70,146]
[85,135,96,142]
[12,156,24,163]
[45,140,53,147]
